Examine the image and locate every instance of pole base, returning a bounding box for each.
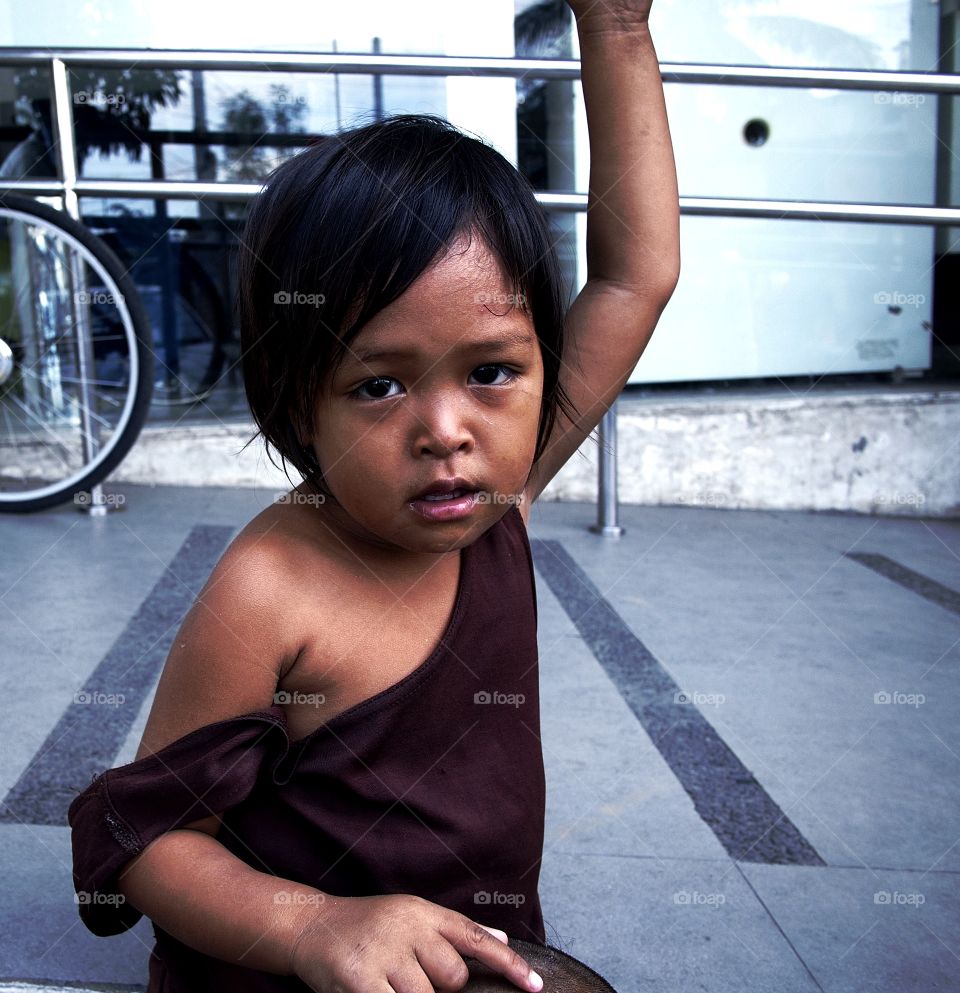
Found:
[73,483,126,515]
[588,523,625,539]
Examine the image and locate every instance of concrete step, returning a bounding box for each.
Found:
[105,383,960,518]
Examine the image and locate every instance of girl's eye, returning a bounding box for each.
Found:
[350,377,401,400]
[349,365,516,400]
[471,364,516,386]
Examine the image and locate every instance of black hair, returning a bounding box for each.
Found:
[237,112,580,498]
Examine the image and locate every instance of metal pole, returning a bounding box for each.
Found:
[588,402,624,538]
[1,49,958,95]
[5,178,960,228]
[332,39,342,128]
[50,59,111,516]
[372,37,384,121]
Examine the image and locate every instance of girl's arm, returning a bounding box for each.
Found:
[118,827,543,991]
[104,532,323,972]
[524,0,681,504]
[117,831,327,974]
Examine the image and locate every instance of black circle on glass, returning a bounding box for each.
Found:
[744,119,770,147]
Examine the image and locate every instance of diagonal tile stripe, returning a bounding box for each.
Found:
[531,538,825,866]
[0,525,236,827]
[846,552,960,617]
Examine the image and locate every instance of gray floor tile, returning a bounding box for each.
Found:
[540,852,822,993]
[741,863,960,993]
[1,487,957,991]
[0,825,150,987]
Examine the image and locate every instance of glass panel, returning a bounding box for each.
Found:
[668,84,937,204]
[647,0,939,73]
[79,195,248,426]
[72,68,448,190]
[0,66,57,180]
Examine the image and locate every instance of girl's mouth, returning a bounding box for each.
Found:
[410,488,480,521]
[422,488,470,502]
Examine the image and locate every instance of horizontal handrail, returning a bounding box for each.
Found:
[678,197,960,226]
[0,46,955,226]
[2,180,959,226]
[0,48,957,94]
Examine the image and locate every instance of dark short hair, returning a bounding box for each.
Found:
[237,112,580,497]
[464,937,617,993]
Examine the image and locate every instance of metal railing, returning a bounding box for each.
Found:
[1,47,958,531]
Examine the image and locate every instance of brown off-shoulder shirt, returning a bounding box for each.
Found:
[68,504,546,991]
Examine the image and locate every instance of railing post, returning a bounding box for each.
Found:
[588,401,624,538]
[50,58,109,515]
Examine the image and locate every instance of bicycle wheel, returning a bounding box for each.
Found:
[0,193,154,513]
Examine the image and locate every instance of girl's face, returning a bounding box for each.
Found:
[303,232,545,557]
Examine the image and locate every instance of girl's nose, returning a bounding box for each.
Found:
[411,396,474,457]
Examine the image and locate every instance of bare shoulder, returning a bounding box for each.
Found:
[134,502,310,763]
[130,500,335,839]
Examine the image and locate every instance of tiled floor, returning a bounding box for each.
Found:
[1,485,957,991]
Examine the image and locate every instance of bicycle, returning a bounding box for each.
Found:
[0,193,155,513]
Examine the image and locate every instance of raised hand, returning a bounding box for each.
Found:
[565,0,655,31]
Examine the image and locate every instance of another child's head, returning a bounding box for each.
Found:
[238,113,578,548]
[464,938,617,993]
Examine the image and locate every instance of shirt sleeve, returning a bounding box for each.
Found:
[67,706,291,937]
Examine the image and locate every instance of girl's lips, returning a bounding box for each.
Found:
[409,489,480,521]
[412,477,476,501]
[420,487,468,501]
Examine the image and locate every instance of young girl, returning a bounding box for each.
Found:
[68,2,679,991]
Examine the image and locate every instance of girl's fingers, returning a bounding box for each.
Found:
[441,916,541,993]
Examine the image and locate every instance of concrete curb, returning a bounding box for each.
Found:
[106,385,960,517]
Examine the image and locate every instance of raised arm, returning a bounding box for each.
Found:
[524,0,680,504]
